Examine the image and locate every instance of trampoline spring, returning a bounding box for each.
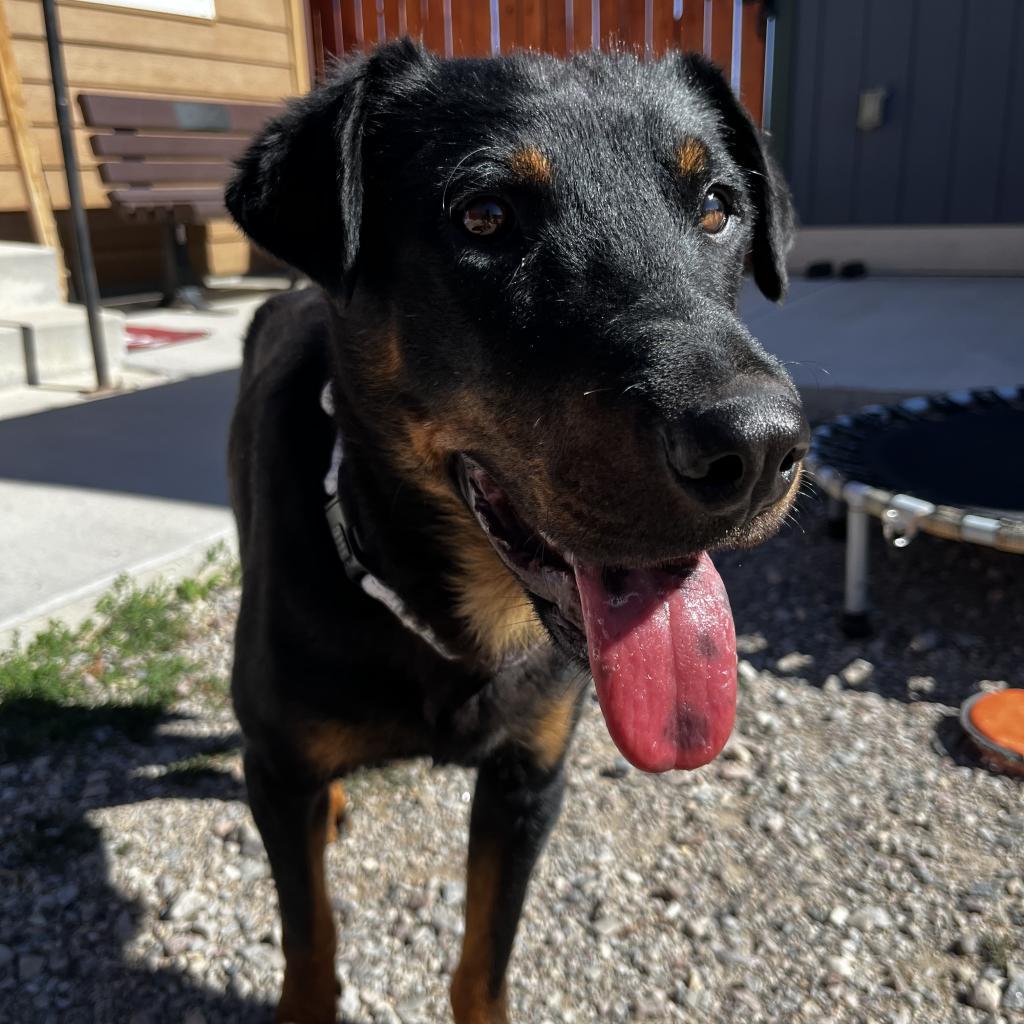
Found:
[882,494,935,549]
[882,509,916,548]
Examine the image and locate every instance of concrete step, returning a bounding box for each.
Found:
[0,242,63,312]
[0,305,125,387]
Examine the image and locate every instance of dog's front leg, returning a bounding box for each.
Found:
[245,750,340,1024]
[450,740,570,1024]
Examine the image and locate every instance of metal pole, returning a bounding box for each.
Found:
[762,11,776,131]
[41,0,112,390]
[844,505,869,617]
[730,0,742,93]
[842,485,872,637]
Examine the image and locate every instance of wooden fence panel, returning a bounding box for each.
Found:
[318,0,768,122]
[569,0,590,53]
[708,0,732,70]
[544,1,567,55]
[738,0,764,126]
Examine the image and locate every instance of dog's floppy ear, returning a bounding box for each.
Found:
[678,54,794,302]
[226,40,427,294]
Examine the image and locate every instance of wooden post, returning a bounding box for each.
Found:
[287,0,312,93]
[0,0,68,297]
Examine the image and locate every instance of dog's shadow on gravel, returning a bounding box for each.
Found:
[0,700,278,1023]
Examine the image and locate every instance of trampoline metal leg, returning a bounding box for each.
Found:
[842,504,871,637]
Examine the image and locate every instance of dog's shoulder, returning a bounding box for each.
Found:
[240,287,334,387]
[233,287,335,453]
[230,288,337,548]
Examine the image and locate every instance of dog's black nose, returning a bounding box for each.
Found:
[664,386,809,515]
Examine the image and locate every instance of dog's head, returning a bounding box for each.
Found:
[227,41,806,772]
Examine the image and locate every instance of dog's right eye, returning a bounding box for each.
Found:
[700,190,730,235]
[458,197,511,238]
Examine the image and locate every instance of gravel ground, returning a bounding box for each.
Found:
[1,500,1022,1024]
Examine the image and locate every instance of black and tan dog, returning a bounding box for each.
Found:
[225,39,807,1024]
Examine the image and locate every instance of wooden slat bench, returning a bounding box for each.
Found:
[78,93,282,308]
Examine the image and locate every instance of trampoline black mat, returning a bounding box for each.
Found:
[815,399,1024,514]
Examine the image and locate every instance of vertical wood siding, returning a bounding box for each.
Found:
[784,0,1024,227]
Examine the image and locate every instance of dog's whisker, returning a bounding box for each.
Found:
[441,146,491,211]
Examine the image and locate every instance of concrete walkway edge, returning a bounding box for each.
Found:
[0,525,237,650]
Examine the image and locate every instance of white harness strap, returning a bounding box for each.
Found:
[320,384,460,662]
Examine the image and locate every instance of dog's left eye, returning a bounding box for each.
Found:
[459,197,511,238]
[700,190,730,235]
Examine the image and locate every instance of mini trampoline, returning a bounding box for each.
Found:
[807,386,1024,635]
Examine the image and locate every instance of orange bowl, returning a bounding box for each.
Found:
[960,689,1024,776]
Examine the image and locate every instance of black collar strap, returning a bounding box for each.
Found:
[320,384,459,661]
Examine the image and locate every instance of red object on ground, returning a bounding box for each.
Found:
[125,326,209,351]
[962,689,1024,776]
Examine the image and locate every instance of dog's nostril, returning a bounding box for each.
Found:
[704,452,745,487]
[778,442,809,477]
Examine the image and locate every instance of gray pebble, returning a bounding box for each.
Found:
[54,884,79,907]
[822,674,843,693]
[592,916,624,938]
[165,889,206,922]
[776,652,814,674]
[908,630,940,653]
[967,977,1002,1013]
[238,859,269,882]
[339,985,361,1018]
[849,906,893,932]
[736,633,768,654]
[828,906,850,928]
[906,675,936,696]
[600,758,632,780]
[827,955,855,980]
[18,954,45,982]
[840,659,874,687]
[753,711,781,734]
[1003,971,1024,1011]
[232,822,264,859]
[719,762,754,782]
[737,660,760,686]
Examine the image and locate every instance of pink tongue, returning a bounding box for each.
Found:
[574,553,736,772]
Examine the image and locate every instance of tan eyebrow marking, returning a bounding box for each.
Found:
[677,137,709,176]
[509,146,553,185]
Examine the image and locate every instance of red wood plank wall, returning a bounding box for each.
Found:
[308,0,769,123]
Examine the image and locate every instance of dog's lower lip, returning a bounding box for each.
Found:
[454,454,706,633]
[457,453,573,572]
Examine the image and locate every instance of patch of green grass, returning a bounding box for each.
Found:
[176,541,241,601]
[164,747,240,785]
[0,548,239,760]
